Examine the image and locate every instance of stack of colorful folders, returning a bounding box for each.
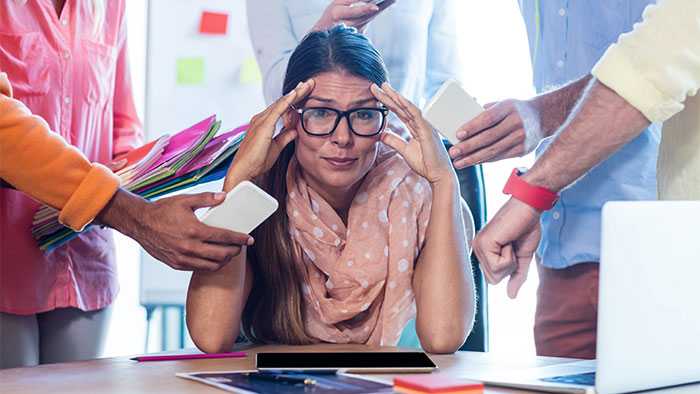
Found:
[31,115,248,252]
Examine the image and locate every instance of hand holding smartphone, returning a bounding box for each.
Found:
[423,80,484,144]
[200,181,278,234]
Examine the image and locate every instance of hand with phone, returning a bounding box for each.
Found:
[224,79,315,191]
[448,99,544,169]
[446,75,594,169]
[312,0,397,34]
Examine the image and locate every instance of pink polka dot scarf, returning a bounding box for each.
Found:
[286,146,432,346]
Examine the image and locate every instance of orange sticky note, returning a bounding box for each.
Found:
[199,11,228,35]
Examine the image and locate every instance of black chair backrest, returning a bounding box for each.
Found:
[445,141,489,352]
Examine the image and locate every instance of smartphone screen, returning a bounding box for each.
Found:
[256,352,436,371]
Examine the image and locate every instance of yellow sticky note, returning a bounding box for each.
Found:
[177,57,205,85]
[239,57,262,84]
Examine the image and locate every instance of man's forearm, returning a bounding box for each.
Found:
[523,79,651,192]
[533,75,592,138]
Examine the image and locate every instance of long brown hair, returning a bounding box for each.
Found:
[241,25,388,344]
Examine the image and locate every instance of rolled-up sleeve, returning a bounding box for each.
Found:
[0,73,119,231]
[592,0,700,123]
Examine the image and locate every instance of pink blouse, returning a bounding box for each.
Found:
[0,0,142,315]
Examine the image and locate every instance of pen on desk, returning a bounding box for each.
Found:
[130,351,247,362]
[248,373,317,385]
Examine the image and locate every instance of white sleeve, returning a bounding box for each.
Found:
[246,0,301,105]
[592,0,700,123]
[423,0,462,102]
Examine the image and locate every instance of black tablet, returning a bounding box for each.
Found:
[256,352,437,373]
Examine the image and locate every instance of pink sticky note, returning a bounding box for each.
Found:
[199,11,229,35]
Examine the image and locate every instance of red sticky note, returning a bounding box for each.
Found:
[394,375,484,394]
[199,11,228,35]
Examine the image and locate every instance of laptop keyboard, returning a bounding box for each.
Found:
[541,372,596,386]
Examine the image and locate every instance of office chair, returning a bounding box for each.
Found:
[455,160,488,352]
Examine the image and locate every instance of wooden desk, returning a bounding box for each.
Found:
[0,344,584,394]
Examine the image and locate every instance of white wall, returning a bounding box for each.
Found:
[454,0,538,357]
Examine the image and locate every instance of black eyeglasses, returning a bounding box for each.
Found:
[292,106,389,137]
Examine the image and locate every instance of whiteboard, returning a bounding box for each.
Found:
[140,0,266,306]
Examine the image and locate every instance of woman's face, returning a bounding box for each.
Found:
[289,71,384,192]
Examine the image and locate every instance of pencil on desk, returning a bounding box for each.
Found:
[130,351,247,362]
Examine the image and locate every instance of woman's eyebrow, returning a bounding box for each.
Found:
[305,96,377,106]
[306,96,335,104]
[350,97,378,106]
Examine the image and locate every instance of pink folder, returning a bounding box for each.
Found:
[147,115,217,171]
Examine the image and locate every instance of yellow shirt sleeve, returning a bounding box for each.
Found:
[592,0,700,123]
[0,72,120,231]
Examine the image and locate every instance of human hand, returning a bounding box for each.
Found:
[313,0,396,33]
[449,99,543,169]
[387,120,410,140]
[99,190,252,272]
[371,82,455,186]
[472,197,542,298]
[224,79,315,190]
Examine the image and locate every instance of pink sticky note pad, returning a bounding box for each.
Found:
[199,11,229,35]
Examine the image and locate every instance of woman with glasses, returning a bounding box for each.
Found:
[186,26,475,353]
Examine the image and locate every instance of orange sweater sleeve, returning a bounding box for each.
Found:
[0,72,120,231]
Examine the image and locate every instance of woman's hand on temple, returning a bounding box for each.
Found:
[224,79,315,191]
[313,0,396,33]
[371,82,455,186]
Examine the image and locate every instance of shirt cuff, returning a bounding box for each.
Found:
[58,164,121,232]
[592,44,685,123]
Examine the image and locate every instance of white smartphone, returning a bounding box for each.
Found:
[200,181,278,234]
[423,79,484,144]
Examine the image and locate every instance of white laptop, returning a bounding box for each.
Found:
[472,201,700,394]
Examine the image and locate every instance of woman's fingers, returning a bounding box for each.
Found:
[370,84,415,138]
[270,127,298,160]
[380,130,409,157]
[260,79,316,129]
[379,83,433,142]
[382,83,423,120]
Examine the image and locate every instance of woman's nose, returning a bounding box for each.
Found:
[331,116,353,146]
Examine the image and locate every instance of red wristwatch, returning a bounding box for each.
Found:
[503,168,559,211]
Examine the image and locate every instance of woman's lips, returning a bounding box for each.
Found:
[323,157,357,169]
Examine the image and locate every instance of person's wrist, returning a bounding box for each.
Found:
[223,169,254,192]
[96,189,149,238]
[429,170,459,194]
[522,97,548,141]
[504,168,558,211]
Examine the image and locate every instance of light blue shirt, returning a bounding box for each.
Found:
[519,0,661,269]
[246,0,461,107]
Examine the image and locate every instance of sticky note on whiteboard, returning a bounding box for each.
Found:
[199,11,229,35]
[239,57,262,84]
[176,57,205,85]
